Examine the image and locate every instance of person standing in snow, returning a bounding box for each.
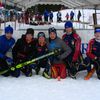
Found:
[0,25,15,76]
[57,11,62,22]
[77,10,81,22]
[49,11,53,23]
[47,27,71,80]
[44,9,49,23]
[35,32,51,79]
[70,11,74,21]
[12,28,37,77]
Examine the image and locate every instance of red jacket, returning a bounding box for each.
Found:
[62,33,81,62]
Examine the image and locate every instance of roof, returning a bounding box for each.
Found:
[3,0,100,9]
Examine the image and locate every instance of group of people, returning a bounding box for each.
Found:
[0,21,100,80]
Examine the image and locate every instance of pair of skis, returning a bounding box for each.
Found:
[0,49,61,75]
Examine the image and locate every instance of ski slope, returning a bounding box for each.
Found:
[0,71,100,100]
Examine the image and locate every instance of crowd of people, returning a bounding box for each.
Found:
[0,8,82,26]
[0,21,99,80]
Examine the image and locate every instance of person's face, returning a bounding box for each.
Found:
[38,36,45,43]
[26,34,33,43]
[65,27,73,34]
[5,33,13,39]
[94,32,100,40]
[49,32,56,40]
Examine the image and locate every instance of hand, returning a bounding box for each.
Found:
[53,48,61,56]
[6,57,13,64]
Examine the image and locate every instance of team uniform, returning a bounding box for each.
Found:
[85,32,100,79]
[12,28,36,77]
[35,32,51,79]
[48,27,71,79]
[0,25,15,76]
[62,21,83,78]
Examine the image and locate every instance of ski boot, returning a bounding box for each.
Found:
[84,67,95,80]
[42,70,51,79]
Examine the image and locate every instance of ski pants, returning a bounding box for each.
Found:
[51,63,67,79]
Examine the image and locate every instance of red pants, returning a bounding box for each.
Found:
[51,64,67,79]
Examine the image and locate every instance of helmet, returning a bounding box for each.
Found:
[64,21,73,28]
[5,25,13,34]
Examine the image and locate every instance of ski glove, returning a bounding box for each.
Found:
[6,57,13,64]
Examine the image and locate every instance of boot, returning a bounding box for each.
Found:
[84,67,95,80]
[42,70,51,79]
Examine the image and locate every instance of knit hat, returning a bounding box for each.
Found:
[48,27,57,35]
[95,28,100,33]
[65,21,73,28]
[5,25,13,34]
[38,32,45,39]
[26,28,34,35]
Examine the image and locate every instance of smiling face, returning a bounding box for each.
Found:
[5,33,13,40]
[65,27,73,34]
[38,36,45,43]
[49,32,56,40]
[26,34,33,43]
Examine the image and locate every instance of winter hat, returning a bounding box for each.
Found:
[5,25,13,34]
[95,28,100,33]
[38,32,45,39]
[65,21,73,28]
[48,27,57,35]
[26,28,34,35]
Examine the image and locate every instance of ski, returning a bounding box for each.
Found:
[0,49,60,75]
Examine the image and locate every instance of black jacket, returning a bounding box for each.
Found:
[12,35,37,63]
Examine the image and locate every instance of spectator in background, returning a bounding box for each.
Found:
[57,11,62,22]
[44,9,49,23]
[65,12,69,20]
[77,10,81,22]
[49,11,53,23]
[70,11,74,21]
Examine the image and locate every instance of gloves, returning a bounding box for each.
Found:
[53,48,61,56]
[6,57,13,64]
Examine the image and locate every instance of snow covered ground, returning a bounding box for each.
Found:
[0,70,100,100]
[0,9,100,100]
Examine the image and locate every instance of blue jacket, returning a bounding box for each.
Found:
[0,35,15,59]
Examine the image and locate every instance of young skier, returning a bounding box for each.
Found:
[0,25,15,76]
[84,28,100,80]
[35,32,51,79]
[47,27,71,80]
[12,28,36,77]
[62,21,82,79]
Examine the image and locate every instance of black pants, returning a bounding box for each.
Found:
[0,58,10,76]
[12,59,33,77]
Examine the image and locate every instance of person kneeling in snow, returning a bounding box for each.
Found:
[47,27,71,80]
[12,28,37,77]
[0,25,15,76]
[84,28,100,80]
[35,32,51,79]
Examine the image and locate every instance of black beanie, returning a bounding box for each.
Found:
[26,28,34,35]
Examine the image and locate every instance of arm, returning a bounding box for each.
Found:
[72,33,81,62]
[58,40,72,60]
[86,39,96,59]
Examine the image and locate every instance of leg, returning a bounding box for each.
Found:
[60,64,67,79]
[0,58,10,77]
[51,64,58,79]
[21,66,32,77]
